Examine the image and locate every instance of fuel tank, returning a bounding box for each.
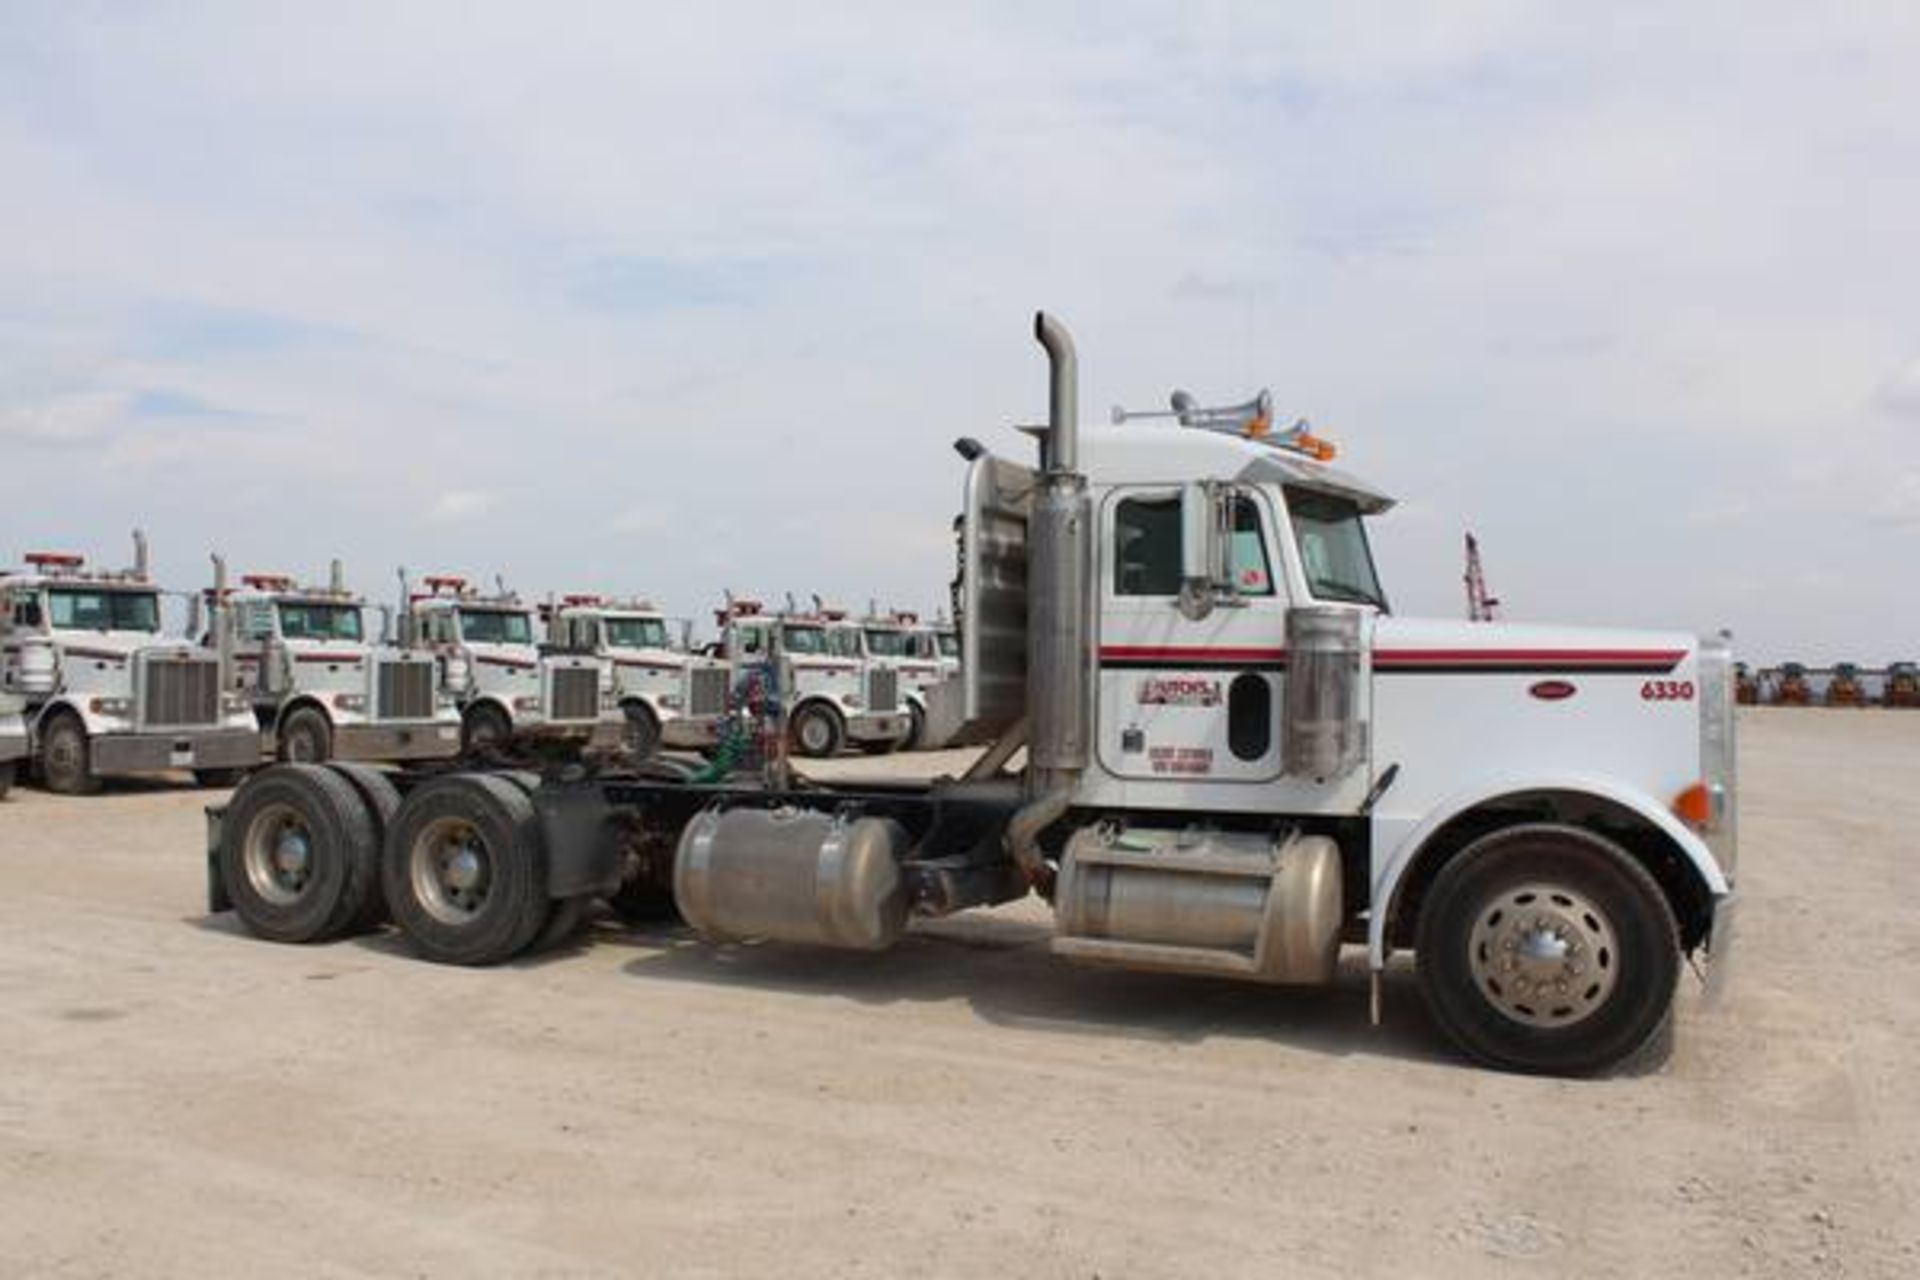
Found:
[673,806,911,951]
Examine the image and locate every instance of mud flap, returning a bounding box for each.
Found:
[205,805,232,914]
[532,781,625,900]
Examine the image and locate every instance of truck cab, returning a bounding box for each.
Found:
[209,564,461,763]
[715,599,908,757]
[0,537,261,793]
[544,594,730,756]
[404,576,621,754]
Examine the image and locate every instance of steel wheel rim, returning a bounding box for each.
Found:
[47,726,83,778]
[798,714,831,754]
[1468,881,1620,1028]
[410,815,492,924]
[243,801,315,905]
[287,727,319,762]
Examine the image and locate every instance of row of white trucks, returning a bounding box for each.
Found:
[0,542,959,794]
[189,312,1737,1075]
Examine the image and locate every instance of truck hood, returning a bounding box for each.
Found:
[1370,616,1696,675]
[51,632,199,663]
[464,642,539,669]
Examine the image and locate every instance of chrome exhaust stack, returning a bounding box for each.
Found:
[209,553,233,695]
[1008,311,1094,892]
[329,558,346,595]
[132,528,150,581]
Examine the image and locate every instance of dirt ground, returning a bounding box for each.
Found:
[0,710,1916,1279]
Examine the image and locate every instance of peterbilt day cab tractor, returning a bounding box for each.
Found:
[713,598,908,758]
[542,594,731,756]
[1,535,261,793]
[402,575,623,754]
[855,608,948,750]
[1884,661,1920,708]
[0,690,26,798]
[204,559,462,764]
[205,313,1736,1076]
[1824,662,1867,708]
[1772,662,1812,706]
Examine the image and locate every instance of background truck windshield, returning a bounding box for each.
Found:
[863,629,911,657]
[936,632,959,658]
[278,602,363,641]
[458,609,533,645]
[48,589,160,632]
[1285,488,1388,610]
[782,624,829,655]
[604,617,670,649]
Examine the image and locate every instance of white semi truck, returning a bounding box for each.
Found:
[542,594,731,756]
[206,560,462,764]
[713,598,909,757]
[1,535,261,793]
[206,313,1735,1075]
[855,608,949,750]
[403,575,623,754]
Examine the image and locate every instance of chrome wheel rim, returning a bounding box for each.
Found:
[798,715,831,754]
[243,802,314,905]
[1468,882,1619,1028]
[410,816,491,924]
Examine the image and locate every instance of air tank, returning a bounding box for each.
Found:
[673,806,911,951]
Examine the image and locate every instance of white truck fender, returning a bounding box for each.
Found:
[1367,770,1730,969]
[31,696,122,739]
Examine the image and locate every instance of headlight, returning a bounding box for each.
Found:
[89,696,133,716]
[336,693,367,712]
[661,694,683,711]
[513,696,539,712]
[841,693,864,709]
[443,657,472,691]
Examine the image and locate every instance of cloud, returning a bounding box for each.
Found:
[0,390,128,446]
[1877,358,1920,417]
[427,490,493,522]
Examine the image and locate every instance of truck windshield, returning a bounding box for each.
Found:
[278,602,363,641]
[782,624,829,655]
[863,629,911,657]
[1285,488,1388,611]
[459,609,533,645]
[47,589,160,632]
[604,617,670,649]
[827,629,861,658]
[936,632,959,658]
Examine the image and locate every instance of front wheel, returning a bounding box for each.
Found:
[622,701,661,760]
[38,712,99,795]
[278,706,333,763]
[789,704,844,758]
[0,760,14,801]
[1414,823,1679,1076]
[461,703,512,755]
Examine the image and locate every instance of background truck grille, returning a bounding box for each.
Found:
[377,660,436,720]
[143,656,219,727]
[689,666,729,717]
[868,667,899,714]
[549,666,600,721]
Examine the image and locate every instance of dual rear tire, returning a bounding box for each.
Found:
[217,765,577,965]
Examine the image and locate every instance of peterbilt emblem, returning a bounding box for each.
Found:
[1529,680,1577,701]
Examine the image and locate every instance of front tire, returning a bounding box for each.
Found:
[0,760,14,800]
[905,703,927,751]
[461,703,512,755]
[278,706,333,763]
[789,703,844,758]
[1414,823,1679,1076]
[38,712,99,795]
[622,701,661,760]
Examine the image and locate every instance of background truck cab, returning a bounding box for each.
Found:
[205,559,460,764]
[853,607,948,750]
[714,597,907,758]
[402,574,620,754]
[0,690,26,798]
[0,533,260,793]
[543,594,730,756]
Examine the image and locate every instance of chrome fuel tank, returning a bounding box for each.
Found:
[673,806,910,951]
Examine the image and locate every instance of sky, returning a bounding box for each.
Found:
[1,2,1916,660]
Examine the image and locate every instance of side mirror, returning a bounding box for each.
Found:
[1178,481,1237,620]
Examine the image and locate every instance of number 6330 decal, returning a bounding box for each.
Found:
[1641,680,1695,701]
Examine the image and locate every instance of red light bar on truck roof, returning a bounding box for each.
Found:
[24,552,85,568]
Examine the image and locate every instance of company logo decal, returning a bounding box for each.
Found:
[1138,676,1222,707]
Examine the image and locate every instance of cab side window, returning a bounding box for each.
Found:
[738,626,764,657]
[1227,495,1275,596]
[1113,495,1182,596]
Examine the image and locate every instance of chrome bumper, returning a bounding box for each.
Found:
[91,728,264,775]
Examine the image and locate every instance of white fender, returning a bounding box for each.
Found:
[1368,770,1730,968]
